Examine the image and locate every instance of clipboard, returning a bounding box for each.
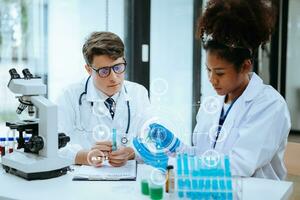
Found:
[72,160,137,181]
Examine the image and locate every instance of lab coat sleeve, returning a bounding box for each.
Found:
[140,85,151,110]
[131,85,152,163]
[56,89,83,164]
[229,98,291,177]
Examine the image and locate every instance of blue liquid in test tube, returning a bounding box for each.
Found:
[177,154,183,175]
[189,155,196,176]
[224,156,231,177]
[183,154,189,176]
[198,157,202,177]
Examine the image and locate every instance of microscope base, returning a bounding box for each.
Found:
[2,165,69,180]
[1,150,71,180]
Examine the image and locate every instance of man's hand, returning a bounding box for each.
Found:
[108,147,135,167]
[76,143,135,167]
[75,149,105,167]
[91,141,112,157]
[75,141,111,166]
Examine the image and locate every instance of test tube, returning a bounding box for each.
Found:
[177,154,182,175]
[141,179,150,195]
[189,155,196,176]
[7,130,14,153]
[8,137,14,153]
[224,156,231,177]
[183,154,189,176]
[198,157,202,177]
[0,137,6,156]
[112,128,117,151]
[149,183,163,200]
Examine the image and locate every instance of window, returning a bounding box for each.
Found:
[286,0,300,132]
[0,0,47,131]
[150,0,194,144]
[48,0,125,101]
[0,0,125,135]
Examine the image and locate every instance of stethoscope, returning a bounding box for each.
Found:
[78,76,131,145]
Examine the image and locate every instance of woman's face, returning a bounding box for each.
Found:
[206,50,251,99]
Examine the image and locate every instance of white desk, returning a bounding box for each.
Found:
[0,164,293,200]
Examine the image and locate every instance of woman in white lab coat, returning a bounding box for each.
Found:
[57,32,151,167]
[142,0,291,180]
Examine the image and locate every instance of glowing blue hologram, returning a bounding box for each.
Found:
[132,123,182,170]
[133,137,168,170]
[148,123,181,153]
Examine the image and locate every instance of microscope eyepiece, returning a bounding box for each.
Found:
[22,68,33,79]
[9,68,21,79]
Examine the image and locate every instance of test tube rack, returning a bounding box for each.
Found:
[175,153,238,200]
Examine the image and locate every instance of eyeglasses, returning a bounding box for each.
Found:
[90,60,127,78]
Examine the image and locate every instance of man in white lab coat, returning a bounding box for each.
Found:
[57,32,150,167]
[136,0,291,180]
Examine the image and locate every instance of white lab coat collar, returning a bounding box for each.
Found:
[241,72,264,102]
[85,77,121,103]
[97,88,120,104]
[213,72,264,150]
[217,72,263,104]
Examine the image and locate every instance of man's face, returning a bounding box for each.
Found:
[85,55,125,97]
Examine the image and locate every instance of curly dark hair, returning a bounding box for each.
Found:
[197,0,276,70]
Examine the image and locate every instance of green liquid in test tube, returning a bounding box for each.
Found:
[149,185,163,200]
[141,179,149,195]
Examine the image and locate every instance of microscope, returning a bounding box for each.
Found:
[1,68,71,180]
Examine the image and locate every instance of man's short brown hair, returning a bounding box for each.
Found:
[82,32,124,65]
